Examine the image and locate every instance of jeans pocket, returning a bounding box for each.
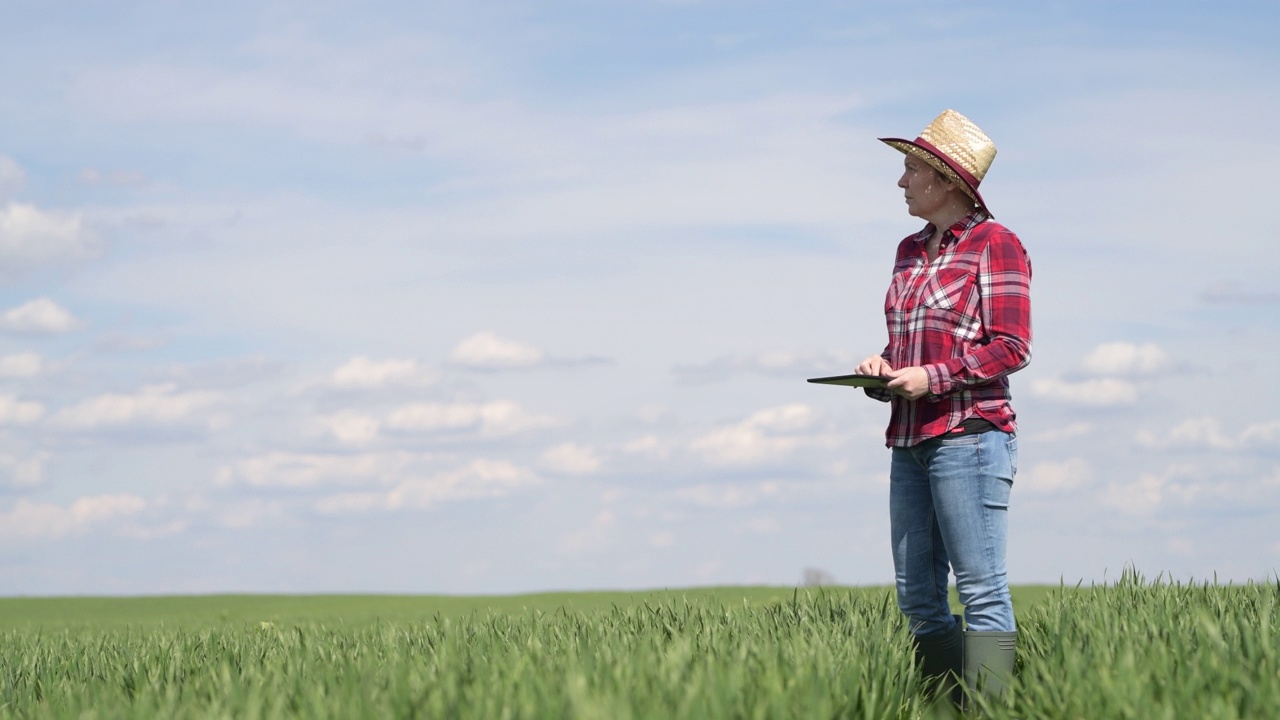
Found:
[1006,434,1018,479]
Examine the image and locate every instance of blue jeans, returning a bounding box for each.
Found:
[890,430,1017,636]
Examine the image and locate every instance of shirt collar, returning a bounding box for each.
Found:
[914,210,989,244]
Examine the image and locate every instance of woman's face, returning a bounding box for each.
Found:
[897,155,955,220]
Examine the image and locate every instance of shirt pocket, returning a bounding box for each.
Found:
[920,267,982,339]
[921,268,973,311]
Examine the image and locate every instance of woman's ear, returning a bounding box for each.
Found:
[936,170,971,200]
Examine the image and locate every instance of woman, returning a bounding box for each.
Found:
[856,109,1031,702]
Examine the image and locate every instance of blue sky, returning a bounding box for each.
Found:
[1,0,1278,595]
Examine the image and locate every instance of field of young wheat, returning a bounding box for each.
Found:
[1,572,1275,718]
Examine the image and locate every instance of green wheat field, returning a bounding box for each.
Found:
[1,571,1276,718]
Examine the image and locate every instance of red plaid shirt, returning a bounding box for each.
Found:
[867,211,1032,447]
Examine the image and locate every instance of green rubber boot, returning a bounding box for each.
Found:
[912,615,964,706]
[962,629,1016,705]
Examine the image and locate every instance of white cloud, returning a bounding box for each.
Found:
[1022,457,1092,494]
[320,411,380,446]
[744,516,781,535]
[212,498,287,529]
[0,298,82,334]
[314,459,538,513]
[0,352,43,378]
[675,481,780,508]
[318,400,557,445]
[0,494,147,542]
[690,403,833,465]
[78,167,147,187]
[540,442,602,475]
[388,459,535,508]
[0,452,49,488]
[0,202,100,271]
[1028,422,1092,442]
[52,384,223,430]
[0,395,45,425]
[1201,281,1280,305]
[1137,416,1280,451]
[117,519,187,541]
[1081,342,1169,376]
[622,434,666,456]
[217,450,421,489]
[385,400,555,435]
[1099,464,1217,517]
[674,349,859,383]
[1137,416,1233,450]
[0,156,24,197]
[330,356,436,389]
[221,451,540,506]
[1103,470,1170,515]
[558,509,617,556]
[1242,422,1280,447]
[311,491,387,514]
[1030,377,1138,406]
[636,405,669,424]
[450,332,544,369]
[650,531,675,547]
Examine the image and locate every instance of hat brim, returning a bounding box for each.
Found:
[880,137,990,216]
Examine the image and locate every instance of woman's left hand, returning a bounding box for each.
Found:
[884,366,930,400]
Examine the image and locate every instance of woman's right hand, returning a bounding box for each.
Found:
[855,355,893,376]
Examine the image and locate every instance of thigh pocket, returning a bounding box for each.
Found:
[983,479,1012,510]
[1006,435,1018,478]
[982,434,1016,510]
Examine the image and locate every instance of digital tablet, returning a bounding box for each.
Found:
[806,373,890,389]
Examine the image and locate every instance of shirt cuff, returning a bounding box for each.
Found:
[924,363,952,399]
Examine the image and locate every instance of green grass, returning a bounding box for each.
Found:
[1,573,1275,718]
[0,585,1065,632]
[0,586,885,632]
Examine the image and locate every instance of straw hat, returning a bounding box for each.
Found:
[880,109,997,214]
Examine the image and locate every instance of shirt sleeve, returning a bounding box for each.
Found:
[924,229,1032,396]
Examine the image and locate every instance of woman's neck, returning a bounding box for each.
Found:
[923,202,975,263]
[925,202,973,234]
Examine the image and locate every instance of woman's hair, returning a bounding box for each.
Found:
[929,164,980,208]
